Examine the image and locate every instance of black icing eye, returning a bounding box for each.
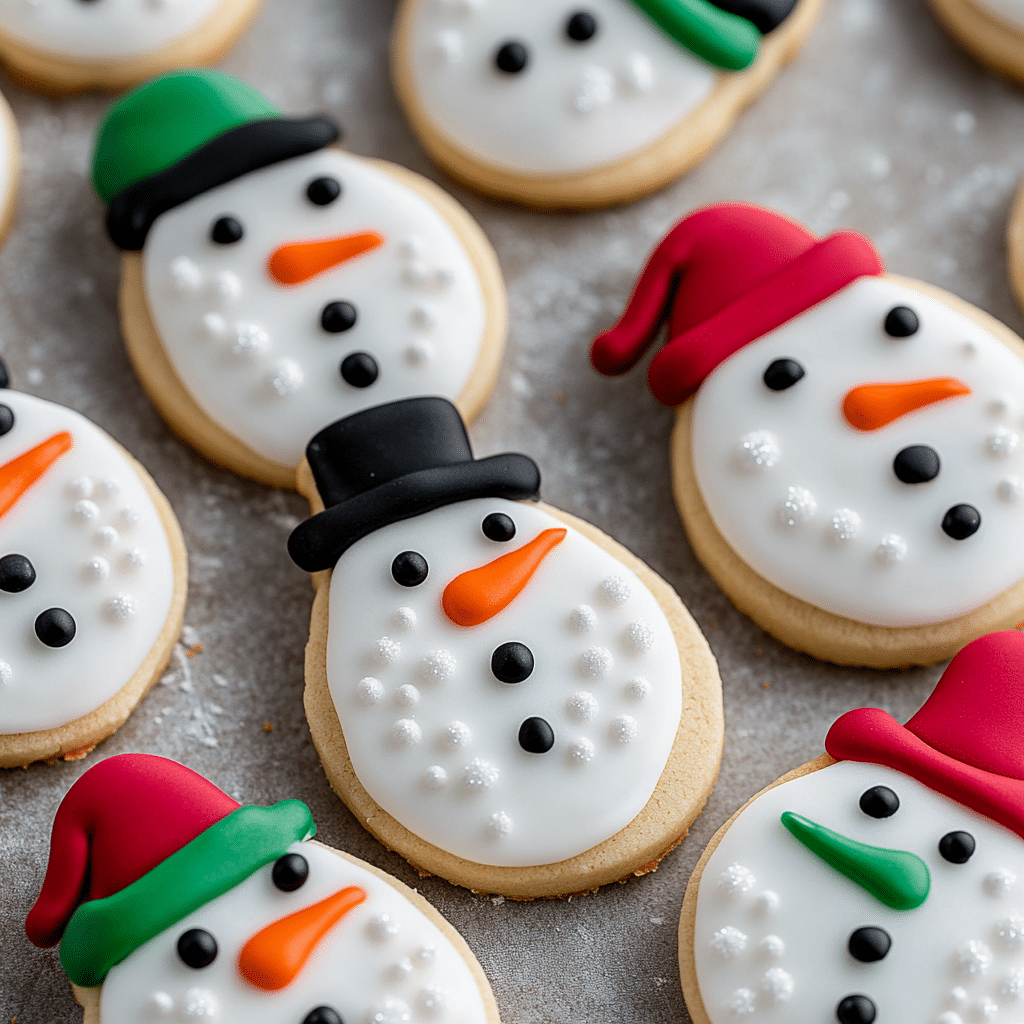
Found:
[177,928,218,969]
[847,927,891,963]
[491,642,534,683]
[303,1009,344,1024]
[519,716,554,753]
[859,786,899,818]
[271,853,309,891]
[884,306,919,337]
[893,445,940,484]
[35,608,75,648]
[307,177,342,206]
[763,358,805,391]
[939,830,975,863]
[321,301,357,334]
[392,551,428,587]
[566,11,598,40]
[837,995,876,1024]
[0,553,35,593]
[210,216,243,245]
[495,40,529,73]
[482,513,516,542]
[0,403,13,436]
[0,356,8,388]
[340,352,378,389]
[942,504,981,540]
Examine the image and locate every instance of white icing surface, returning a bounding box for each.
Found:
[972,0,1024,30]
[101,841,490,1024]
[0,0,221,60]
[326,498,683,867]
[402,0,718,174]
[0,391,175,733]
[142,149,487,467]
[694,762,1024,1022]
[690,276,1024,627]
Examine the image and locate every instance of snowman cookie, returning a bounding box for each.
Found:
[0,88,18,246]
[92,71,506,489]
[391,0,824,209]
[26,753,500,1024]
[591,203,1024,668]
[287,396,723,898]
[928,0,1024,86]
[0,0,261,96]
[679,630,1024,1024]
[0,364,186,767]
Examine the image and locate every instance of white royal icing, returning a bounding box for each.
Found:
[142,149,488,468]
[401,0,718,174]
[971,0,1024,30]
[690,276,1024,628]
[325,497,683,867]
[0,391,175,733]
[0,0,222,60]
[694,762,1024,1023]
[101,842,490,1024]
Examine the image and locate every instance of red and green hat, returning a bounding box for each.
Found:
[25,754,314,988]
[91,70,340,251]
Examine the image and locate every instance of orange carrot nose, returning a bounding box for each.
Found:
[0,431,73,520]
[442,528,567,628]
[238,885,366,992]
[843,378,971,431]
[268,232,384,286]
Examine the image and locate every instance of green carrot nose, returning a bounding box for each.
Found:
[781,812,930,911]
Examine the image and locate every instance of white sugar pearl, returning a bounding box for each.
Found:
[405,339,436,366]
[393,607,417,631]
[443,721,471,749]
[356,677,384,705]
[568,605,597,633]
[0,660,12,686]
[610,715,638,743]
[623,619,655,652]
[727,988,755,1015]
[876,533,907,564]
[106,594,137,621]
[736,430,780,470]
[997,914,1024,948]
[72,499,99,521]
[201,312,228,339]
[778,486,817,526]
[624,677,651,702]
[389,958,414,980]
[488,811,513,836]
[954,939,992,975]
[403,260,431,285]
[268,359,303,396]
[624,51,655,92]
[937,1014,963,1024]
[579,647,613,678]
[95,526,119,548]
[366,914,400,942]
[97,477,121,500]
[84,557,110,581]
[435,27,463,62]
[419,649,456,683]
[719,864,756,895]
[1003,969,1024,998]
[988,426,1019,456]
[418,985,448,1018]
[755,890,779,913]
[599,574,631,605]
[148,991,174,1015]
[181,988,218,1018]
[423,766,447,790]
[119,506,140,528]
[373,637,402,666]
[231,322,270,357]
[984,868,1017,896]
[68,476,93,498]
[568,738,595,764]
[411,304,436,329]
[566,692,598,721]
[212,270,242,302]
[368,999,411,1024]
[761,968,794,1003]
[123,548,147,570]
[759,935,785,957]
[462,758,499,791]
[170,256,202,292]
[400,236,426,259]
[391,719,422,746]
[999,476,1024,502]
[830,508,862,542]
[395,684,420,707]
[710,926,747,958]
[414,946,437,967]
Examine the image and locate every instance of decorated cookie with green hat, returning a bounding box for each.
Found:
[391,0,824,209]
[92,69,507,489]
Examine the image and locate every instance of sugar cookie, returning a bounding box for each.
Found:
[929,0,1024,86]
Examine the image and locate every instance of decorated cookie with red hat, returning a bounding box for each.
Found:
[91,70,506,488]
[678,630,1024,1024]
[591,202,1024,668]
[287,396,723,898]
[26,753,500,1024]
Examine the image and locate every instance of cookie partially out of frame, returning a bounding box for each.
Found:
[929,0,1024,86]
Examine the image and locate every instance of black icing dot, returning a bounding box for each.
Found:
[0,403,13,436]
[884,306,919,337]
[302,1009,343,1024]
[893,445,940,484]
[307,177,342,206]
[859,785,899,818]
[0,553,35,593]
[491,642,534,684]
[0,356,8,388]
[482,512,516,542]
[340,352,378,389]
[321,301,357,334]
[391,551,428,587]
[495,40,529,73]
[837,995,876,1024]
[939,830,976,864]
[34,608,75,648]
[763,358,805,391]
[177,928,218,969]
[210,216,243,245]
[942,504,981,540]
[848,927,891,963]
[519,716,554,753]
[566,11,598,40]
[272,853,309,891]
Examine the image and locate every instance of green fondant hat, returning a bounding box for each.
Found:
[92,70,340,251]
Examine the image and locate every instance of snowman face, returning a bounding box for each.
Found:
[142,149,487,468]
[690,275,1024,628]
[101,842,491,1024]
[693,761,1024,1023]
[401,0,719,174]
[0,0,221,59]
[325,497,683,867]
[0,391,175,734]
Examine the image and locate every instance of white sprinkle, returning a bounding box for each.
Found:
[414,946,437,967]
[0,660,11,685]
[991,395,1015,416]
[568,738,595,764]
[95,526,119,548]
[488,811,513,836]
[434,28,463,62]
[755,890,780,913]
[719,864,757,895]
[462,758,499,791]
[567,692,598,721]
[999,476,1024,502]
[727,988,755,1016]
[432,268,454,290]
[599,574,631,605]
[389,958,413,980]
[569,605,597,633]
[411,304,436,330]
[443,720,471,749]
[123,547,147,570]
[391,719,422,746]
[212,270,242,302]
[423,765,447,790]
[778,486,817,526]
[624,619,655,652]
[181,988,218,1018]
[106,594,137,621]
[572,64,616,113]
[984,868,1017,896]
[403,260,431,285]
[97,478,121,500]
[610,715,639,743]
[710,926,747,958]
[393,607,417,631]
[830,508,862,542]
[356,677,384,705]
[231,322,270,357]
[120,506,140,528]
[405,340,436,366]
[1003,969,1024,998]
[955,939,992,975]
[937,1014,963,1024]
[201,312,228,339]
[623,50,655,92]
[418,985,447,1018]
[736,430,780,470]
[148,991,174,1015]
[997,913,1024,948]
[68,476,93,498]
[366,914,400,942]
[988,426,1019,456]
[395,684,420,707]
[72,499,99,521]
[761,968,794,1003]
[948,987,967,1006]
[760,935,785,957]
[268,359,304,396]
[979,997,998,1019]
[372,636,402,666]
[953,110,976,134]
[419,649,457,683]
[368,997,411,1024]
[624,677,651,702]
[876,533,907,564]
[170,256,202,292]
[84,556,110,581]
[580,646,613,678]
[400,236,426,259]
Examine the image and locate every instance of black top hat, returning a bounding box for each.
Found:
[287,398,542,572]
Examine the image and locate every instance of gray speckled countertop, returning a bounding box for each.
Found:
[1,0,1021,1020]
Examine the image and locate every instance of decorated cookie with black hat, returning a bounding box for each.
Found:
[0,358,186,768]
[26,753,500,1024]
[92,70,506,489]
[288,396,723,898]
[591,202,1024,669]
[391,0,823,209]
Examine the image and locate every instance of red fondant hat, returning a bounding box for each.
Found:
[590,203,885,406]
[826,632,1024,841]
